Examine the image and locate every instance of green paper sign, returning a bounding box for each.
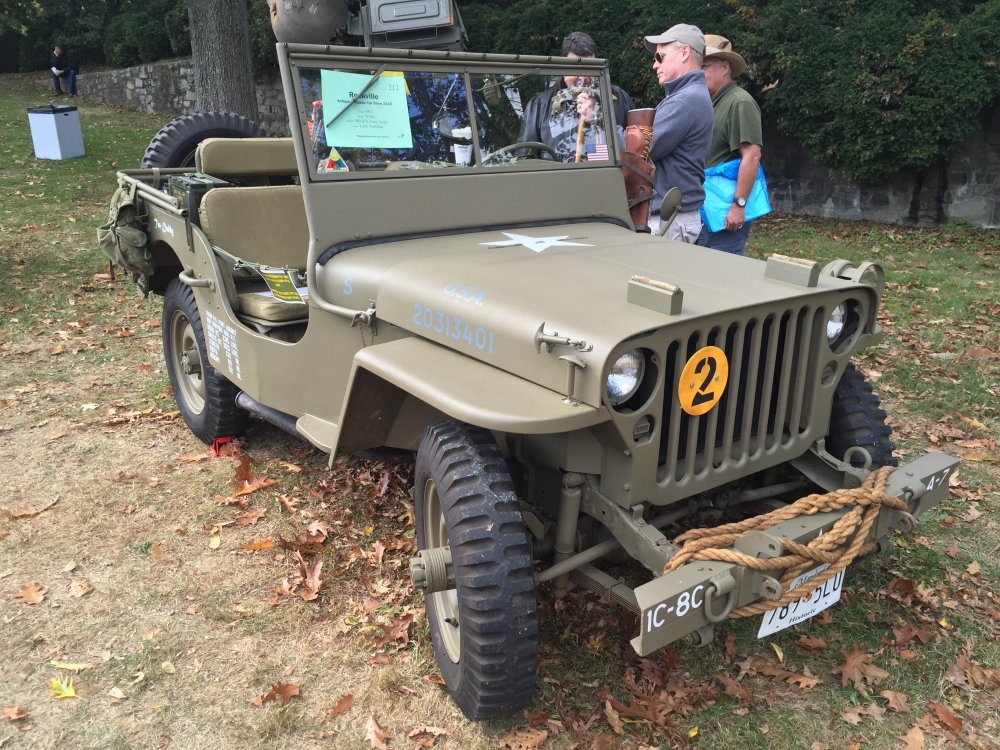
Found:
[258,268,305,303]
[320,70,413,149]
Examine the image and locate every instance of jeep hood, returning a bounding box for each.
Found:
[318,222,866,407]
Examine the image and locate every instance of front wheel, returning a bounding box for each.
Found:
[162,278,248,443]
[414,422,538,720]
[826,363,897,468]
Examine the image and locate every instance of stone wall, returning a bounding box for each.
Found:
[762,102,1000,228]
[75,58,289,135]
[75,58,1000,228]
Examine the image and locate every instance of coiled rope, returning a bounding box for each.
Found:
[663,466,905,618]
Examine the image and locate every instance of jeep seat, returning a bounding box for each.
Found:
[195,137,298,178]
[197,184,310,326]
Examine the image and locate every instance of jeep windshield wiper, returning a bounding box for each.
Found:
[324,63,389,129]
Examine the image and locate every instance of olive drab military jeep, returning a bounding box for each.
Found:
[100,42,958,720]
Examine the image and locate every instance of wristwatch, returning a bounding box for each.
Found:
[733,196,748,208]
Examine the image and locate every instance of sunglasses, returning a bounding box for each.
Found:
[653,50,668,64]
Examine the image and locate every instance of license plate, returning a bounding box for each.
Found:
[757,564,844,638]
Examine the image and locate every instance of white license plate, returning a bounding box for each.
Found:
[757,564,844,638]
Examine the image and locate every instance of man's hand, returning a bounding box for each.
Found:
[724,204,746,232]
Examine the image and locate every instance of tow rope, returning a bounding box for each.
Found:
[663,466,906,618]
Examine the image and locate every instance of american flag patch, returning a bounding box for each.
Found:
[586,143,610,162]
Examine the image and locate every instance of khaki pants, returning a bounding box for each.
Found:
[649,209,702,243]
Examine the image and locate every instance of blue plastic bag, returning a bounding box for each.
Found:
[699,159,772,233]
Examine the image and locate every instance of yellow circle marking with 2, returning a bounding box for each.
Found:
[678,345,729,416]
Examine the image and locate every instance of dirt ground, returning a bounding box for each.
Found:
[0,280,510,749]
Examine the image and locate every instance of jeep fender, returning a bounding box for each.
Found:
[336,337,610,453]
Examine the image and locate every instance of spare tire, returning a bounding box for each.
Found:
[141,111,267,169]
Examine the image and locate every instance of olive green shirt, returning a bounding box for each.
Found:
[707,81,762,167]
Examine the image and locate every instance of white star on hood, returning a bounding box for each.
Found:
[481,232,593,253]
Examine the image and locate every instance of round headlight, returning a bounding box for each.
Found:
[827,304,847,344]
[607,350,645,406]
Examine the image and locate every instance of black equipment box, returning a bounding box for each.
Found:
[169,173,231,223]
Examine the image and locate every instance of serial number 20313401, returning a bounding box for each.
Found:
[757,564,844,638]
[411,304,495,353]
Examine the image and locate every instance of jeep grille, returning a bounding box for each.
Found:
[658,306,824,486]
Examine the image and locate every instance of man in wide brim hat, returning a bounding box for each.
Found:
[704,34,746,78]
[695,34,765,255]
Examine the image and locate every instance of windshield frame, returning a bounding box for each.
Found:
[281,45,620,183]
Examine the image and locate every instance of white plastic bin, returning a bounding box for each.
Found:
[27,104,85,160]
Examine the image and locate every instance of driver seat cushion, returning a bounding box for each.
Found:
[237,285,309,323]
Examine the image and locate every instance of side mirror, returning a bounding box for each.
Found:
[657,187,682,237]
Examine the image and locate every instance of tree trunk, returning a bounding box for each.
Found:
[187,0,258,120]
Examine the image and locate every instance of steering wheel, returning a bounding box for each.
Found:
[483,141,559,165]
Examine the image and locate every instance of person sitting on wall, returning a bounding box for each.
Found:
[49,44,77,97]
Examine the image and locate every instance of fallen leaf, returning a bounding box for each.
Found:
[49,675,77,699]
[372,614,414,648]
[899,726,924,750]
[880,690,910,712]
[62,560,77,573]
[49,660,93,672]
[236,508,266,526]
[961,506,983,523]
[69,579,93,598]
[2,707,26,722]
[364,715,391,750]
[323,693,354,720]
[108,687,127,701]
[832,646,889,688]
[407,725,450,745]
[235,476,276,497]
[604,700,624,734]
[295,551,323,602]
[208,535,221,550]
[960,347,995,361]
[499,726,548,750]
[926,700,963,733]
[252,682,300,706]
[771,643,784,663]
[796,635,827,651]
[239,538,276,553]
[840,708,863,726]
[160,661,175,675]
[717,674,752,703]
[16,582,47,605]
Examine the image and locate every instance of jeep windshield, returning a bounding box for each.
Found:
[286,48,620,179]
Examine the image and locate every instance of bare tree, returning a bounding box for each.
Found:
[187,0,257,119]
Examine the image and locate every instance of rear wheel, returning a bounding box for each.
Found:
[141,111,266,169]
[414,422,538,720]
[826,363,896,468]
[162,278,248,443]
